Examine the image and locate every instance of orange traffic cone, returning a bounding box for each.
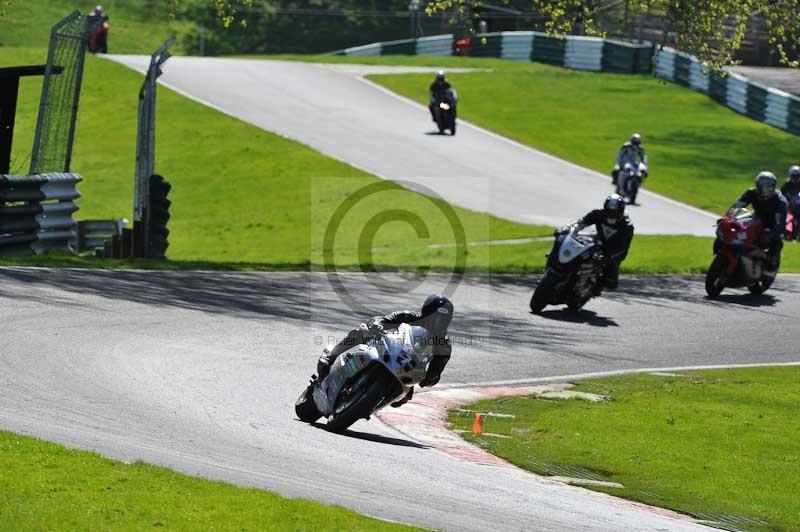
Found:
[471,412,483,435]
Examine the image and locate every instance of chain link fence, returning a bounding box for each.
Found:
[29,11,102,175]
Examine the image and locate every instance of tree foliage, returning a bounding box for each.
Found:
[426,0,800,67]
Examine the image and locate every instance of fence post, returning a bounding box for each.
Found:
[133,36,174,259]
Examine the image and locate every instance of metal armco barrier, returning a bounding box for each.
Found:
[330,32,654,75]
[0,172,81,255]
[655,47,800,136]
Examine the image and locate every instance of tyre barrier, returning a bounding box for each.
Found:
[330,32,654,75]
[0,172,81,256]
[654,46,800,136]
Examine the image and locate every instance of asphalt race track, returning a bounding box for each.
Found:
[107,56,718,236]
[2,268,799,531]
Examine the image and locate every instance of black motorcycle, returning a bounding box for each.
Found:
[530,224,606,313]
[433,89,457,136]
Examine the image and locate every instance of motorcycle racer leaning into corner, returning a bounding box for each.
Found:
[612,133,648,186]
[316,294,454,408]
[570,194,635,290]
[428,70,455,121]
[722,171,788,272]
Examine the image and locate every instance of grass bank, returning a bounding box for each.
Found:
[450,367,800,530]
[0,429,422,530]
[0,0,192,54]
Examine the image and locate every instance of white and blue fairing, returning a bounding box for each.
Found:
[312,323,433,416]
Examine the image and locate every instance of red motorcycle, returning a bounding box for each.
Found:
[705,208,776,297]
[785,192,800,241]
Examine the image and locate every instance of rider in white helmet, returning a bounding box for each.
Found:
[428,70,455,121]
[612,133,648,185]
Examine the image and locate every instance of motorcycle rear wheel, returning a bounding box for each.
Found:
[705,254,728,298]
[326,369,392,433]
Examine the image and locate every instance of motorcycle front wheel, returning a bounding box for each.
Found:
[705,254,728,297]
[748,276,774,295]
[295,383,322,423]
[326,368,392,433]
[530,270,558,313]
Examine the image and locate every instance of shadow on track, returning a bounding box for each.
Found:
[533,308,618,327]
[307,422,429,449]
[704,293,778,307]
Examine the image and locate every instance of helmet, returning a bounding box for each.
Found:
[603,194,626,223]
[789,165,800,181]
[94,5,103,15]
[420,294,453,335]
[435,70,445,82]
[630,133,642,146]
[755,171,777,199]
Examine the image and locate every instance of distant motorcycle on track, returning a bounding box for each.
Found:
[616,161,647,205]
[295,323,433,433]
[433,88,457,136]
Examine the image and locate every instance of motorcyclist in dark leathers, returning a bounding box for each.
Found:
[317,294,454,407]
[428,70,455,122]
[727,171,787,272]
[572,194,634,289]
[781,165,800,201]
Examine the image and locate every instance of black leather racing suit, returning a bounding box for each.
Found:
[574,210,634,289]
[319,311,452,405]
[429,80,454,121]
[729,188,788,270]
[781,180,800,203]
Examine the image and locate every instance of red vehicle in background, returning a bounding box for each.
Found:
[706,208,777,297]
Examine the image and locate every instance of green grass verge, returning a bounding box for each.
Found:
[0,429,422,531]
[272,53,798,216]
[0,0,192,54]
[450,367,800,530]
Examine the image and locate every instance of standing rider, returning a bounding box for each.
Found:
[571,194,634,289]
[317,294,454,407]
[428,70,455,122]
[728,171,787,272]
[612,133,648,186]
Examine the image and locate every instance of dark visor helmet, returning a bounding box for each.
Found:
[603,194,626,223]
[421,294,453,335]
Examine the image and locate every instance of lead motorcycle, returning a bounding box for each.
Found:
[705,207,776,297]
[530,223,605,313]
[616,161,647,205]
[433,89,457,135]
[295,323,433,433]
